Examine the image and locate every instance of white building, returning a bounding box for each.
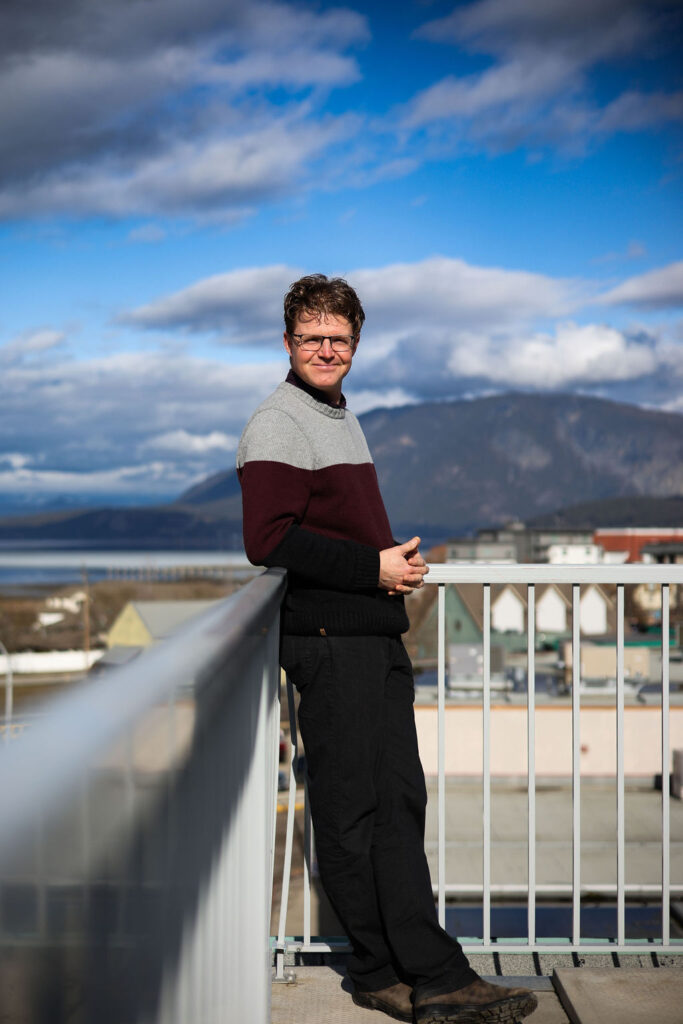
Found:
[46,590,87,615]
[491,586,526,633]
[536,585,568,633]
[490,583,613,637]
[546,543,629,566]
[547,543,602,565]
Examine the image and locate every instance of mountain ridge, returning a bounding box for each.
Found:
[1,392,681,547]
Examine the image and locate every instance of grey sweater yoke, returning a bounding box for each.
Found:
[237,381,373,472]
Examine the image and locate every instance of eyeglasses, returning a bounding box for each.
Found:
[289,333,357,353]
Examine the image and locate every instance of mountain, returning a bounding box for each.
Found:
[527,495,683,529]
[359,391,683,535]
[1,392,681,547]
[174,469,241,506]
[0,504,244,550]
[0,491,166,519]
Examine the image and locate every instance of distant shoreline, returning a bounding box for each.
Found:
[0,547,250,589]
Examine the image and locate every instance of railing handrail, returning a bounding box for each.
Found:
[426,562,683,584]
[0,567,286,865]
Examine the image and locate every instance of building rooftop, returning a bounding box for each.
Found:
[131,599,221,639]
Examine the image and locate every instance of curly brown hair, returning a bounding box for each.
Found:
[284,274,365,338]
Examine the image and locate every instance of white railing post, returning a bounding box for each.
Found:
[572,583,581,946]
[527,584,536,946]
[265,619,282,1008]
[275,676,300,982]
[616,585,625,947]
[0,640,13,738]
[304,779,312,947]
[482,584,491,946]
[437,583,446,928]
[662,584,670,946]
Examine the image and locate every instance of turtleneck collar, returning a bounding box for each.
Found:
[286,368,347,409]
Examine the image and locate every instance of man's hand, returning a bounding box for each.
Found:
[378,536,429,594]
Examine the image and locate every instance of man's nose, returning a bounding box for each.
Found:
[318,337,335,357]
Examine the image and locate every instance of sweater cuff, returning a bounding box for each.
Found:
[353,545,381,590]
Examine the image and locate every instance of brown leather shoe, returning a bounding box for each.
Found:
[352,981,414,1022]
[413,977,538,1023]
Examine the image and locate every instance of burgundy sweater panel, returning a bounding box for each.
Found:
[239,460,310,566]
[239,461,390,591]
[241,460,393,557]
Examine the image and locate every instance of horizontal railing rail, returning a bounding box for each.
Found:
[276,563,683,962]
[0,567,286,1024]
[426,564,683,584]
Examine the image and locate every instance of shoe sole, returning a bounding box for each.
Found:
[415,991,538,1024]
[352,990,414,1022]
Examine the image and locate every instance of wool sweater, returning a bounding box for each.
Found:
[237,371,409,637]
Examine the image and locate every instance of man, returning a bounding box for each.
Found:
[237,275,537,1024]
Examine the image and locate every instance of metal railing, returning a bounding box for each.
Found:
[275,563,683,964]
[0,568,286,1024]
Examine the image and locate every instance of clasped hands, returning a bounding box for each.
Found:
[378,536,429,595]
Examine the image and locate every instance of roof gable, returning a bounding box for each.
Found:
[131,600,220,640]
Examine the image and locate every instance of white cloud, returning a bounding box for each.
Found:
[663,394,683,413]
[596,90,683,134]
[0,461,190,497]
[650,325,683,379]
[120,254,679,403]
[0,0,369,220]
[0,116,353,220]
[118,256,680,405]
[404,54,579,127]
[345,387,417,415]
[0,347,284,500]
[417,0,655,63]
[600,261,683,309]
[123,257,582,342]
[0,452,33,470]
[122,264,301,341]
[1,328,66,362]
[141,429,238,455]
[406,0,681,154]
[352,257,580,330]
[448,321,659,387]
[200,49,361,90]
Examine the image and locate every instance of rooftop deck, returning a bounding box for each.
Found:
[271,963,683,1024]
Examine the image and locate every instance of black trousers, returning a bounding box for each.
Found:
[280,634,477,999]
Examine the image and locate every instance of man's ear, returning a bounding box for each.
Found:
[283,331,293,356]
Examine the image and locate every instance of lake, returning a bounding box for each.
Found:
[0,546,250,587]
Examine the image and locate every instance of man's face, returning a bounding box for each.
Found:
[284,312,358,402]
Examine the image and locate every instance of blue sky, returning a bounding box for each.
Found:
[1,0,682,512]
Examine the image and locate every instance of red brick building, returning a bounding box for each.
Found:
[594,527,683,563]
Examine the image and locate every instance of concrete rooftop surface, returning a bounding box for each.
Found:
[272,968,568,1024]
[271,962,683,1024]
[273,779,683,938]
[422,778,683,891]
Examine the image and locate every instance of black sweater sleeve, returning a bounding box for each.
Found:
[262,522,380,591]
